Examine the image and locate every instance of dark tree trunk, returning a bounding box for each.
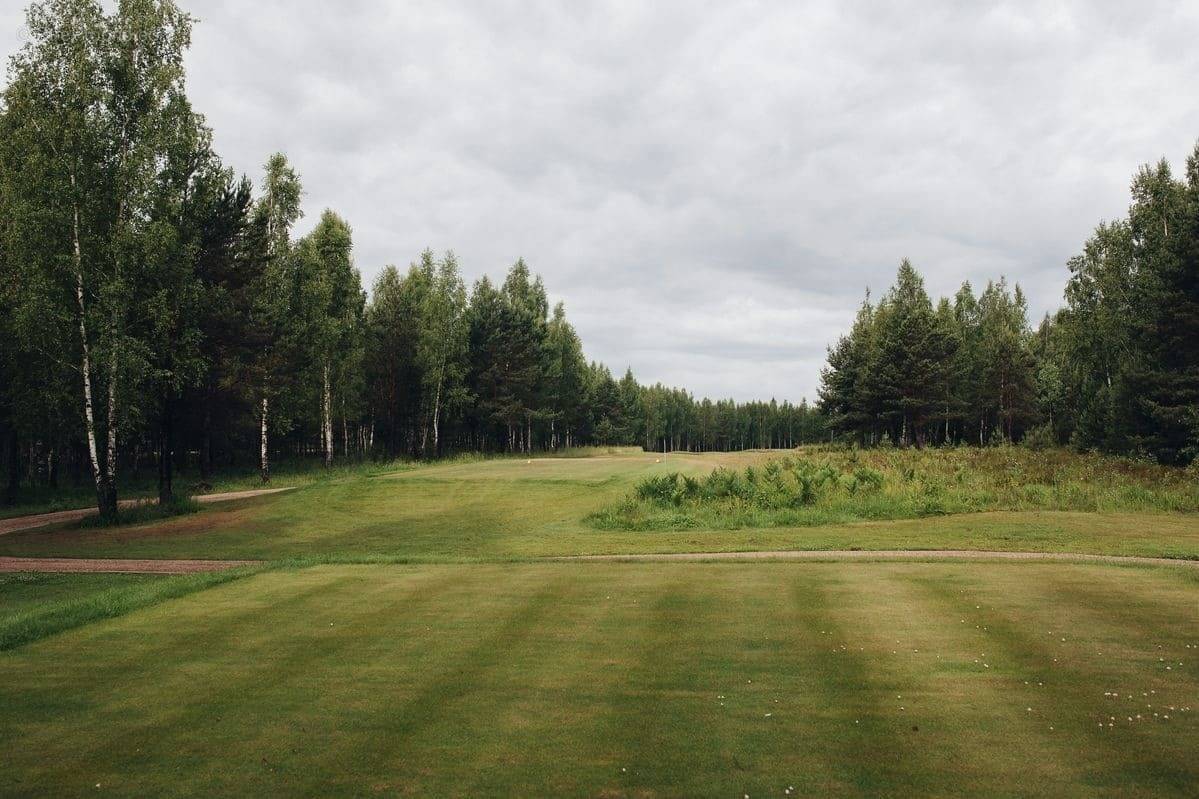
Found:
[199,403,212,480]
[3,426,19,506]
[158,393,175,505]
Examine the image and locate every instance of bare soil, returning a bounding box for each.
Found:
[562,549,1199,567]
[0,556,256,574]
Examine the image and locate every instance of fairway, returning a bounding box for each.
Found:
[2,451,1198,562]
[2,561,1196,797]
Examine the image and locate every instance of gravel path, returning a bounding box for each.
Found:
[560,549,1199,568]
[3,547,1195,575]
[0,557,257,574]
[0,488,294,536]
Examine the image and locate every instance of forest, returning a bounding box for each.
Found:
[0,0,824,517]
[819,150,1199,466]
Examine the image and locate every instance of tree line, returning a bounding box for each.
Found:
[0,0,822,517]
[819,143,1199,465]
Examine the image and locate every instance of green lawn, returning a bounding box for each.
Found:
[0,569,258,652]
[3,450,1198,796]
[1,450,1197,561]
[2,562,1196,797]
[0,572,162,624]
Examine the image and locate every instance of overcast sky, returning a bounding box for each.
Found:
[4,2,1198,402]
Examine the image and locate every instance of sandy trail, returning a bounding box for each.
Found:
[0,487,294,536]
[0,556,257,574]
[559,549,1199,568]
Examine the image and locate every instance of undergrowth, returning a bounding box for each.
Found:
[77,497,203,528]
[588,447,1199,531]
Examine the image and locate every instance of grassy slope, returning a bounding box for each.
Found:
[0,568,262,651]
[0,447,644,520]
[0,572,160,622]
[1,562,1195,797]
[592,447,1199,530]
[1,450,1197,561]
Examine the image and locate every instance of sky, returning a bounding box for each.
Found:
[4,1,1198,403]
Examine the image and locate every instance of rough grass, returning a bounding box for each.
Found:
[1,562,1195,796]
[590,447,1199,532]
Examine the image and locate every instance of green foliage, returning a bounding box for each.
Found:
[821,263,1037,448]
[1021,423,1057,452]
[821,143,1199,466]
[593,446,1199,531]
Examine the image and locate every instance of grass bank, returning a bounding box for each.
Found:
[0,565,263,651]
[590,447,1199,531]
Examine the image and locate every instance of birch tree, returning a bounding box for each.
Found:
[416,251,468,456]
[295,210,361,468]
[250,153,302,482]
[3,0,112,513]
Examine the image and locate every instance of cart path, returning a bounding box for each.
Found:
[558,549,1199,568]
[0,556,258,574]
[0,487,295,536]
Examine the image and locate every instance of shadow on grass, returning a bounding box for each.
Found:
[0,564,263,652]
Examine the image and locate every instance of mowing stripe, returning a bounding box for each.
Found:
[912,568,1198,795]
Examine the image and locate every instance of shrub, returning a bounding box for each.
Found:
[595,445,1199,533]
[1021,424,1058,451]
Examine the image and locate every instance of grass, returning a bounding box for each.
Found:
[75,496,203,528]
[0,572,161,625]
[590,447,1199,531]
[3,449,1198,795]
[0,446,647,521]
[0,566,262,651]
[1,562,1196,796]
[1,448,1197,562]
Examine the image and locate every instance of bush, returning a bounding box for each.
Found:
[590,445,1199,532]
[1021,424,1058,451]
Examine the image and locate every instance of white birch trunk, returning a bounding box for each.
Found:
[71,191,103,502]
[322,362,333,467]
[431,378,442,454]
[260,395,270,483]
[106,360,117,488]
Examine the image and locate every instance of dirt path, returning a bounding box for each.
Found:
[4,548,1195,575]
[0,487,294,536]
[0,556,258,574]
[560,549,1199,568]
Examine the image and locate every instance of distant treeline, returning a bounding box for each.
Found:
[819,144,1199,465]
[0,0,822,517]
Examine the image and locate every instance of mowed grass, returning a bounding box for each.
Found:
[0,447,647,521]
[1,562,1196,797]
[0,569,261,651]
[1,449,1198,561]
[0,572,161,624]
